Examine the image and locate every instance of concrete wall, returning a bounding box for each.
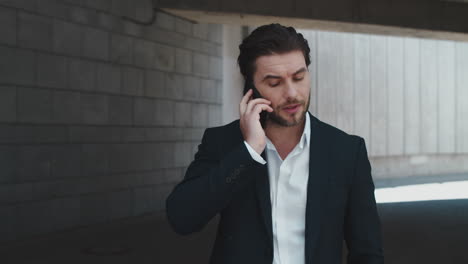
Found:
[300,29,468,180]
[0,0,222,242]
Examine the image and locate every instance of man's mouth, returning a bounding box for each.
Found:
[282,104,301,114]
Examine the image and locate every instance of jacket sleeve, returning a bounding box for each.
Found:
[344,137,384,264]
[165,127,260,235]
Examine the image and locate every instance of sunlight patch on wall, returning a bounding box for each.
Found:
[375,181,468,203]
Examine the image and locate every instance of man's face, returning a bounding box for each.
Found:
[253,50,311,127]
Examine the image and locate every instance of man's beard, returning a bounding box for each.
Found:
[268,94,310,127]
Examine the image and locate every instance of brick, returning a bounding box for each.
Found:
[83,27,109,60]
[97,12,121,31]
[69,126,121,143]
[108,189,132,219]
[0,124,16,144]
[134,0,153,22]
[208,23,222,44]
[85,0,111,11]
[175,48,192,74]
[193,52,210,78]
[175,17,192,35]
[174,142,192,167]
[0,86,16,122]
[17,145,52,181]
[0,6,16,45]
[96,63,121,93]
[144,70,165,98]
[156,11,175,31]
[0,46,35,86]
[53,20,83,56]
[121,127,146,142]
[174,102,191,127]
[110,34,133,64]
[165,73,184,99]
[108,95,133,125]
[133,39,154,68]
[192,103,209,128]
[122,66,144,96]
[209,104,222,127]
[133,186,155,215]
[0,146,18,183]
[0,205,18,241]
[18,12,54,51]
[145,27,186,48]
[108,143,145,173]
[50,145,82,179]
[154,142,174,168]
[53,197,80,230]
[36,53,67,89]
[185,36,203,52]
[81,94,108,124]
[159,127,184,141]
[200,79,217,102]
[82,144,109,176]
[155,99,174,126]
[69,5,97,25]
[80,193,109,225]
[37,0,70,20]
[18,87,53,123]
[193,23,210,40]
[122,20,143,37]
[0,0,36,10]
[133,98,155,126]
[209,56,223,80]
[53,91,82,124]
[153,43,175,71]
[183,75,201,100]
[68,58,96,91]
[13,125,68,144]
[110,0,135,17]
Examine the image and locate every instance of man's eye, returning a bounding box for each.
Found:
[269,82,280,87]
[294,77,304,81]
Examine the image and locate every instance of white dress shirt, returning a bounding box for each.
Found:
[244,114,311,264]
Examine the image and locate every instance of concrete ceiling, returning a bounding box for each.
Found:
[155,0,468,41]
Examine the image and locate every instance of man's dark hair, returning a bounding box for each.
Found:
[237,23,311,94]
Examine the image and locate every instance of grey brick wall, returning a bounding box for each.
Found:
[0,0,222,242]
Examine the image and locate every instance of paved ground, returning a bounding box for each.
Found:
[2,199,468,264]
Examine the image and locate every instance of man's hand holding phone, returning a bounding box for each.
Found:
[239,89,273,155]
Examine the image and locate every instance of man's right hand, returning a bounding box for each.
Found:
[239,89,273,155]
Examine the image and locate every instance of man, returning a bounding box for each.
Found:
[166,24,384,264]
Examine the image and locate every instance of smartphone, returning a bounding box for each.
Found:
[246,80,268,128]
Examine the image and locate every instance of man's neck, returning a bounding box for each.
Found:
[264,116,306,160]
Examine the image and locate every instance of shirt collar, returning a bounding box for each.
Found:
[265,113,311,151]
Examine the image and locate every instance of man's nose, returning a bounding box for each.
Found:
[284,80,298,98]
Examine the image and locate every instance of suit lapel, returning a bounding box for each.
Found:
[254,150,273,246]
[305,113,330,263]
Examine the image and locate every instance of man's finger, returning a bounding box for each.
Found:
[239,89,253,114]
[252,104,274,116]
[246,98,271,114]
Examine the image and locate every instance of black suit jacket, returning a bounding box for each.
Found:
[166,113,384,264]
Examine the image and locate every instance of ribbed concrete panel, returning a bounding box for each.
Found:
[317,31,338,127]
[403,37,421,155]
[455,42,468,153]
[437,41,456,153]
[387,37,405,156]
[353,34,371,145]
[301,30,318,117]
[420,39,438,153]
[369,35,387,157]
[336,33,354,135]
